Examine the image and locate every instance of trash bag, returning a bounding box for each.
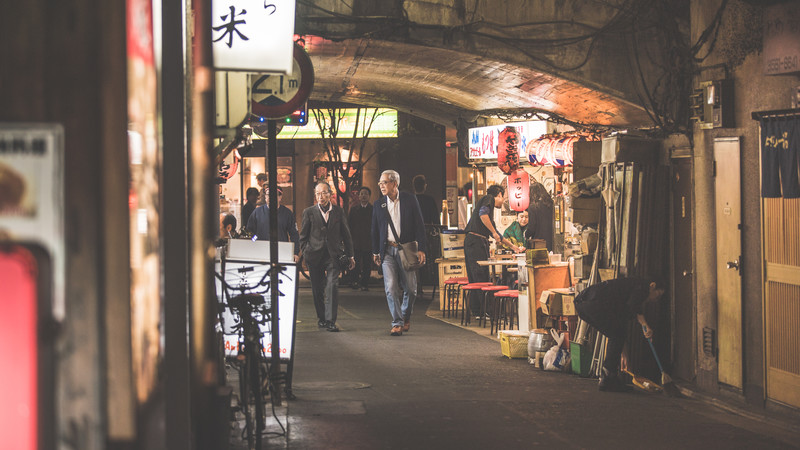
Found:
[542,329,570,371]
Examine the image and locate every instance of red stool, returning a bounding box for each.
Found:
[442,277,468,318]
[479,285,509,328]
[460,282,492,326]
[491,289,519,335]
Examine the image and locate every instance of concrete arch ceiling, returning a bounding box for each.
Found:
[302,35,652,128]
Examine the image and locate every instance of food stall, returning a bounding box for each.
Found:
[454,121,601,344]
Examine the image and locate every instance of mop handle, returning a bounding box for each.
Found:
[642,325,666,373]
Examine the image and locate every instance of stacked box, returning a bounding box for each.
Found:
[526,248,549,266]
[440,230,466,259]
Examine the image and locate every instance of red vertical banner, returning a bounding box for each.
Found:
[508,168,530,212]
[0,246,39,450]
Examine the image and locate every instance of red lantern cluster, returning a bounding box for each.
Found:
[497,126,521,175]
[507,168,530,212]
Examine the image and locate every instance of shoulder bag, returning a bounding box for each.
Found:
[385,204,424,271]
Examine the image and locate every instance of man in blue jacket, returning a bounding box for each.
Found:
[372,170,428,336]
[245,187,300,262]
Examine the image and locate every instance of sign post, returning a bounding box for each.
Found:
[249,41,314,403]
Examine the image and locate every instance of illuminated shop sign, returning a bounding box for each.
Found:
[468,121,547,160]
[273,108,398,139]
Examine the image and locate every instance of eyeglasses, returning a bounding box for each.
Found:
[378,180,393,186]
[314,191,331,197]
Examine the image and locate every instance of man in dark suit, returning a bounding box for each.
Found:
[372,170,428,336]
[299,181,355,332]
[348,186,374,291]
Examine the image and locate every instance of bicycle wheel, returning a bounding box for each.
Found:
[238,355,255,449]
[248,343,266,449]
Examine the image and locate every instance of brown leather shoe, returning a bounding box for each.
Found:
[402,320,410,332]
[390,326,403,336]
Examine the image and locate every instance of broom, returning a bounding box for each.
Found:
[642,325,682,398]
[621,369,662,393]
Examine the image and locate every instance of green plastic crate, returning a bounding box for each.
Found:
[570,341,591,377]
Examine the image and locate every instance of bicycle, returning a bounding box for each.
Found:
[216,261,285,449]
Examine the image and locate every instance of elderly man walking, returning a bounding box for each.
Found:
[372,170,428,336]
[299,181,355,332]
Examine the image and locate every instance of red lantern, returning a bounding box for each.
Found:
[507,168,530,212]
[217,150,240,181]
[497,126,520,175]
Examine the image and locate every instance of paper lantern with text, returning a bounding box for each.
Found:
[507,168,530,212]
[497,126,520,175]
[217,150,240,181]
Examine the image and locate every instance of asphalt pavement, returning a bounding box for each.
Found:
[228,278,800,450]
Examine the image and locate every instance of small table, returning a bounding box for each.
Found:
[477,259,521,285]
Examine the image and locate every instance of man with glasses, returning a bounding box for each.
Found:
[299,182,355,332]
[372,170,428,336]
[246,186,300,262]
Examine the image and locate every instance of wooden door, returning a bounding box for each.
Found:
[714,137,743,389]
[671,157,695,382]
[763,199,800,408]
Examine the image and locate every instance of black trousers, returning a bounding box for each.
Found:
[464,233,489,314]
[308,254,340,323]
[353,249,373,287]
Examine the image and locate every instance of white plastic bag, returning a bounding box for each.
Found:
[542,329,570,371]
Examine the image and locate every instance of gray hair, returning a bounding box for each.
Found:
[315,181,331,193]
[381,169,400,186]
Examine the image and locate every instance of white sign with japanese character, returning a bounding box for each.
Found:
[212,0,296,73]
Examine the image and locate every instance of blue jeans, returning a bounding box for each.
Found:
[381,245,418,327]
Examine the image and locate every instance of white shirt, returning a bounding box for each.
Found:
[318,203,331,223]
[386,195,401,242]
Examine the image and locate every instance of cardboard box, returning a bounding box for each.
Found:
[571,196,601,210]
[440,230,465,259]
[572,207,599,224]
[541,288,576,316]
[561,294,576,316]
[572,140,602,167]
[601,135,659,164]
[539,290,562,315]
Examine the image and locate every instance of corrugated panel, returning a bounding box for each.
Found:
[788,199,800,266]
[767,282,800,375]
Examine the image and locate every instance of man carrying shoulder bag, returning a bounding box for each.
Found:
[372,170,428,336]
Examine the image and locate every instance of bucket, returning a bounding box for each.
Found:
[528,328,555,357]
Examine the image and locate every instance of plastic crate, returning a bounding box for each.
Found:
[500,330,530,359]
[570,341,591,377]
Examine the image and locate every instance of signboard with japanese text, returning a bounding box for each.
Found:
[0,124,65,320]
[764,4,800,75]
[215,240,298,359]
[212,0,296,73]
[468,121,547,160]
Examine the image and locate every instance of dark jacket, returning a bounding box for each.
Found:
[371,191,428,258]
[245,204,299,254]
[574,278,651,338]
[299,203,354,266]
[348,202,373,251]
